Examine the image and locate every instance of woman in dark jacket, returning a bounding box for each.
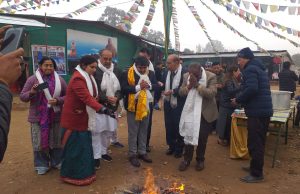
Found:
[216,65,240,146]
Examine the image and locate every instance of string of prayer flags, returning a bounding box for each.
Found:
[184,0,219,54]
[118,0,144,32]
[64,0,103,19]
[139,0,159,36]
[201,0,271,54]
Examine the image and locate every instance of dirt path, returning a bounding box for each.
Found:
[0,99,300,194]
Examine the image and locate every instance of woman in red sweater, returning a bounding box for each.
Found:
[60,55,108,186]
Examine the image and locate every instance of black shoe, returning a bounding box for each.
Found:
[138,154,153,163]
[178,160,190,171]
[111,142,124,148]
[146,146,151,153]
[94,159,100,170]
[101,154,112,162]
[242,166,250,172]
[174,152,183,158]
[196,161,204,171]
[129,156,141,167]
[240,175,264,183]
[166,149,174,155]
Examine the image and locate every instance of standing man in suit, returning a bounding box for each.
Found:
[178,63,218,171]
[92,49,123,168]
[163,54,187,158]
[121,56,158,167]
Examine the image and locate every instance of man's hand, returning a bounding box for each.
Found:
[48,99,58,106]
[107,96,118,105]
[163,90,173,96]
[188,74,198,89]
[158,81,164,87]
[231,98,238,107]
[216,83,223,89]
[0,48,24,85]
[140,80,150,90]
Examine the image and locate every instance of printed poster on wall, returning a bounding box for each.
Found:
[66,29,118,73]
[31,45,67,75]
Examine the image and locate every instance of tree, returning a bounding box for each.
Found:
[98,7,131,31]
[203,40,227,53]
[183,48,194,54]
[195,44,203,53]
[141,30,164,45]
[292,53,300,66]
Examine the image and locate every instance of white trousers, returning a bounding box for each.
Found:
[92,131,113,159]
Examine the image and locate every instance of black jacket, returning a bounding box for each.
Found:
[162,67,187,110]
[236,59,273,117]
[278,69,298,92]
[94,66,123,112]
[0,83,12,162]
[121,70,158,111]
[220,79,240,109]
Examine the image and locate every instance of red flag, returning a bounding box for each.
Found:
[252,3,259,11]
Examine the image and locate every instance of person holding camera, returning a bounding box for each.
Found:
[20,56,67,175]
[60,55,114,186]
[0,25,24,163]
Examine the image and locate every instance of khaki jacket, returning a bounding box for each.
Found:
[179,71,218,123]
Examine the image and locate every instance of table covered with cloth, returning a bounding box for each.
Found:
[230,101,297,167]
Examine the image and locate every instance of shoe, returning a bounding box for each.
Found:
[242,166,250,172]
[174,152,183,158]
[138,154,153,163]
[196,161,204,171]
[178,160,190,171]
[129,156,141,167]
[153,103,160,110]
[112,142,124,148]
[146,146,151,153]
[217,139,228,146]
[94,159,101,170]
[166,149,174,155]
[101,154,112,162]
[53,163,61,170]
[240,175,264,183]
[36,167,49,175]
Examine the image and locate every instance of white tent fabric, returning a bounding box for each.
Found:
[0,15,50,27]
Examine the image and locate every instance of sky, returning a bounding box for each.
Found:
[2,0,300,55]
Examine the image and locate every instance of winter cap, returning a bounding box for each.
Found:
[237,47,254,60]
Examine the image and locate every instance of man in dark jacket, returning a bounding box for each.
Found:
[232,47,273,183]
[121,56,158,167]
[0,36,24,162]
[278,61,298,98]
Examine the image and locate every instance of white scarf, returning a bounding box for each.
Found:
[148,60,155,72]
[75,65,98,131]
[133,64,153,110]
[179,68,207,146]
[98,60,121,97]
[35,69,61,113]
[164,64,183,108]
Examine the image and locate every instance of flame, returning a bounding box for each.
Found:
[142,168,159,194]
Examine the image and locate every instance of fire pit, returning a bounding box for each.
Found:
[122,168,185,194]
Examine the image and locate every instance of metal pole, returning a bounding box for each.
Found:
[44,12,48,55]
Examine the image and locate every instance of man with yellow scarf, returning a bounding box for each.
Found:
[121,56,158,167]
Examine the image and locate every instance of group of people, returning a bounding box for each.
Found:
[0,24,274,187]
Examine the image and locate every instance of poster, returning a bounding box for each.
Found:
[31,45,67,75]
[66,29,118,73]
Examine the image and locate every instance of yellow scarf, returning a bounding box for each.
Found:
[127,66,148,121]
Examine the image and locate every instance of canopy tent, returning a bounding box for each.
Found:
[0,15,49,27]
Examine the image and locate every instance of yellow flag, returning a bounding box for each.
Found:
[270,5,278,12]
[251,14,256,22]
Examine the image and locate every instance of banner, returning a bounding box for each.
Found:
[31,45,67,75]
[66,29,118,73]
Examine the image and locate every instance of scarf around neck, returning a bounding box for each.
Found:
[98,60,120,97]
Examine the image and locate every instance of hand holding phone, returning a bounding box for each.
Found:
[0,27,24,55]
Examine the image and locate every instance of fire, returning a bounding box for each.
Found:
[142,168,185,194]
[142,168,159,194]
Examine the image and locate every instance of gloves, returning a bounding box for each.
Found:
[97,107,116,119]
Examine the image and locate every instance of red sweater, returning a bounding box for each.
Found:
[61,71,102,131]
